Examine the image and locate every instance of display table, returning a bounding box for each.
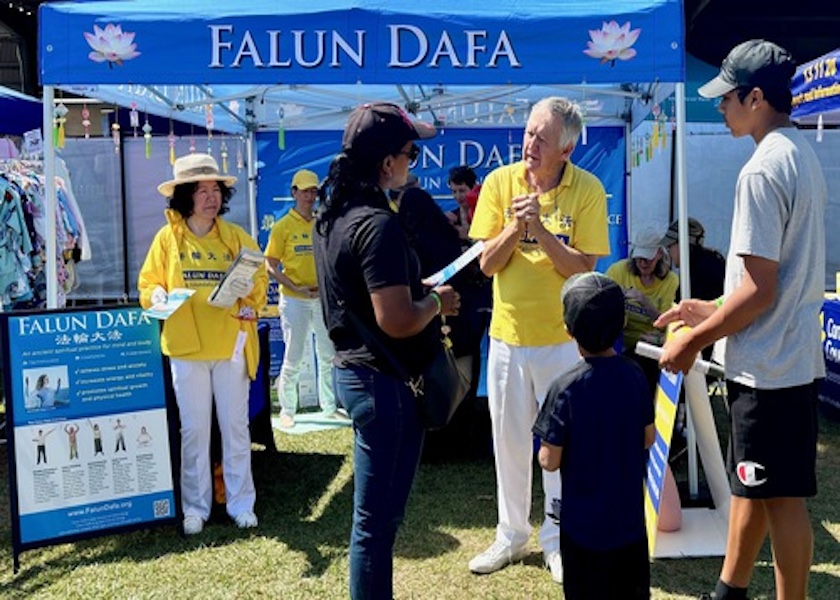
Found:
[820,298,840,420]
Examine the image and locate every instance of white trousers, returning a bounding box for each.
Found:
[170,358,255,520]
[487,338,581,554]
[277,294,336,415]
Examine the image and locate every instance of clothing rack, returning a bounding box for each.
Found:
[0,158,89,310]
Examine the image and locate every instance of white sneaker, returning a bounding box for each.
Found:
[183,516,203,535]
[544,550,563,583]
[234,511,258,529]
[278,413,295,429]
[469,540,528,574]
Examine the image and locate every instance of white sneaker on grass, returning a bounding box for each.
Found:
[278,413,295,429]
[234,511,258,529]
[182,516,203,535]
[469,539,528,574]
[544,550,563,583]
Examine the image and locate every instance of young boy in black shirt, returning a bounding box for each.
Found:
[533,272,655,599]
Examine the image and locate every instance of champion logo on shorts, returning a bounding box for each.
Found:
[736,461,768,487]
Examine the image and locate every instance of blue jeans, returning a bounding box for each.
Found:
[334,364,425,600]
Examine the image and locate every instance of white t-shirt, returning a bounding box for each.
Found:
[714,127,826,388]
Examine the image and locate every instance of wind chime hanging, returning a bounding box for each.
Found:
[277,107,286,150]
[111,108,121,154]
[205,103,214,155]
[142,112,153,159]
[54,101,69,149]
[129,102,140,137]
[81,103,91,139]
[168,119,177,165]
[220,135,229,173]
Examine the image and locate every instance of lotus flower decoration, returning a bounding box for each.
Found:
[84,24,140,67]
[584,21,641,66]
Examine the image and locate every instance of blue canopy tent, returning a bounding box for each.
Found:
[0,85,42,137]
[38,0,725,559]
[38,0,693,310]
[791,47,840,126]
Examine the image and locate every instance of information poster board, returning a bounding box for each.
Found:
[644,368,682,553]
[1,306,177,570]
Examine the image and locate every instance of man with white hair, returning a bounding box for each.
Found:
[468,96,610,583]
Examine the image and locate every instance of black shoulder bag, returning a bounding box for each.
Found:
[344,308,471,430]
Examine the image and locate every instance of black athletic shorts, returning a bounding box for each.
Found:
[726,380,819,499]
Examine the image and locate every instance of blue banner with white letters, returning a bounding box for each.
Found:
[40,1,683,85]
[255,126,627,306]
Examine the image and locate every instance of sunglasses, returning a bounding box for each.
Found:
[398,144,420,162]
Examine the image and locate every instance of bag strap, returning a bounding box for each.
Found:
[342,304,445,398]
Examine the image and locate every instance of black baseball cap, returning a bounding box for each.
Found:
[342,102,436,162]
[662,217,705,246]
[561,272,625,353]
[698,39,795,99]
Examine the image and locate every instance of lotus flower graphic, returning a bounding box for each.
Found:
[84,24,140,67]
[583,21,641,66]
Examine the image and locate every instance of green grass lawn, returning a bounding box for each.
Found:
[0,403,837,599]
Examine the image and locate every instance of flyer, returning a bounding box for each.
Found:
[207,248,264,308]
[142,288,195,320]
[421,240,485,287]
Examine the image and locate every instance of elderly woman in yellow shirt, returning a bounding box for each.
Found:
[138,153,267,536]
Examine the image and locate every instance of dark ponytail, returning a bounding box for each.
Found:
[316,152,384,236]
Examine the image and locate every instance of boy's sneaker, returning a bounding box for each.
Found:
[544,550,563,583]
[234,511,258,529]
[469,540,528,574]
[183,516,203,535]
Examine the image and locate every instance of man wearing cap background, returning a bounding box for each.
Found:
[265,169,337,428]
[661,217,726,305]
[656,40,826,600]
[468,96,609,583]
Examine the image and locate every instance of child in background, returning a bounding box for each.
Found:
[533,272,655,599]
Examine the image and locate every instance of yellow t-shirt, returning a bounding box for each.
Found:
[605,259,679,351]
[179,228,244,361]
[264,209,316,299]
[469,161,610,346]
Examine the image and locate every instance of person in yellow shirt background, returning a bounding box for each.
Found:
[265,169,337,428]
[605,227,679,391]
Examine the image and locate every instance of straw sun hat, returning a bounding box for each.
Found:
[157,153,237,197]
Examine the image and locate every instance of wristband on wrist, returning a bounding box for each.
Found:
[715,296,724,308]
[429,291,442,314]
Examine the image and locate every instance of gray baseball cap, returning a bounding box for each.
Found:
[698,39,795,99]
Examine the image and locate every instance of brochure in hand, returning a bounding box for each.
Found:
[421,240,485,287]
[143,288,196,320]
[207,248,264,308]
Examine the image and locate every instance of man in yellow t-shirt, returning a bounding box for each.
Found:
[467,97,609,584]
[265,169,336,428]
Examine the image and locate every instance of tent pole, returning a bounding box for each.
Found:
[675,82,699,499]
[246,128,258,239]
[624,119,632,257]
[43,86,58,310]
